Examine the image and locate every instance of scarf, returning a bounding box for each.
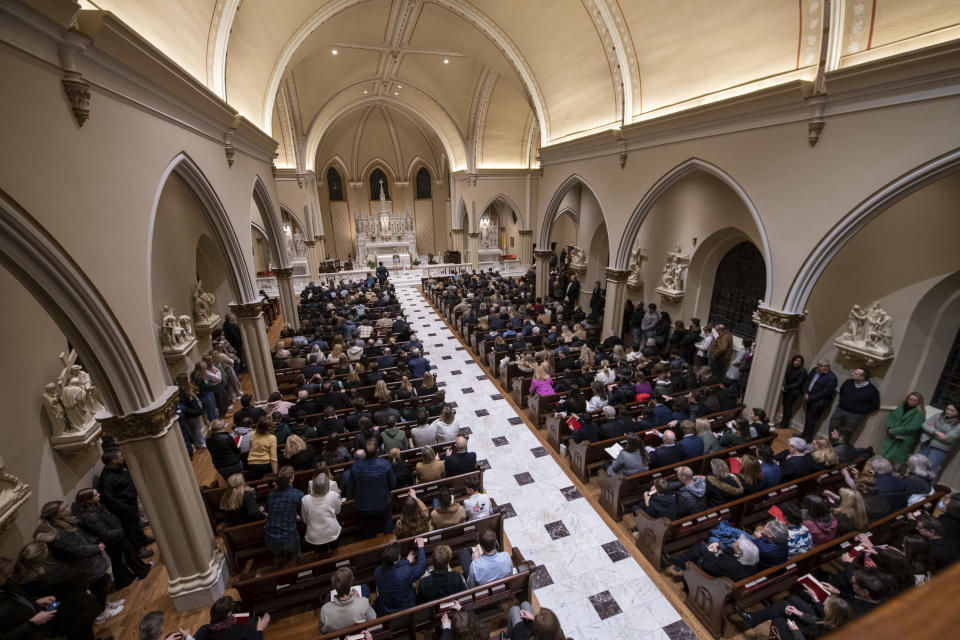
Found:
[208,615,238,632]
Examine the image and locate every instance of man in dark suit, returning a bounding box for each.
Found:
[223,313,243,366]
[589,281,605,317]
[648,431,685,468]
[443,436,477,476]
[377,348,397,369]
[598,406,628,440]
[802,360,838,440]
[565,275,580,308]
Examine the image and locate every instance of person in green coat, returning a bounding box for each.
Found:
[380,416,409,452]
[881,391,925,466]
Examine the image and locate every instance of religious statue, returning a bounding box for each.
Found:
[70,364,103,416]
[568,245,587,269]
[655,244,690,302]
[41,349,102,439]
[42,382,66,438]
[192,281,216,324]
[159,304,193,351]
[0,455,32,532]
[627,246,645,288]
[835,300,895,363]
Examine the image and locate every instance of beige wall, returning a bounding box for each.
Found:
[0,267,101,557]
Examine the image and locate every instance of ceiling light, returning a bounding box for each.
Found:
[443,59,449,64]
[363,90,368,94]
[331,49,338,55]
[397,85,402,88]
[394,91,399,95]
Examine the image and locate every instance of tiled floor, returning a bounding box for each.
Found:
[395,285,686,640]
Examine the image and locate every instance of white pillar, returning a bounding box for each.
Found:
[229,301,278,402]
[518,229,533,267]
[273,267,299,329]
[602,268,630,338]
[534,249,552,300]
[468,232,480,269]
[743,305,808,418]
[99,388,227,611]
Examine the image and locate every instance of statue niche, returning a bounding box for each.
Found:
[834,300,895,366]
[41,348,104,454]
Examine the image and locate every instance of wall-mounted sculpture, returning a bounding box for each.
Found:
[41,349,103,454]
[568,245,587,270]
[655,244,690,302]
[0,456,31,532]
[834,301,895,366]
[159,305,196,354]
[626,246,646,291]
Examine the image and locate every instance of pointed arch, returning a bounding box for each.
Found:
[360,158,399,187]
[149,152,255,305]
[456,196,469,231]
[407,156,438,183]
[539,174,602,248]
[784,148,960,314]
[279,203,308,237]
[614,157,773,302]
[0,187,153,415]
[252,176,289,270]
[320,155,351,183]
[480,193,522,222]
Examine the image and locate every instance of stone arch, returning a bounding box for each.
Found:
[539,174,605,248]
[361,158,399,193]
[784,147,960,314]
[407,156,438,183]
[148,153,254,304]
[321,155,351,183]
[614,158,773,303]
[684,227,759,326]
[480,193,522,225]
[0,187,153,416]
[456,196,470,231]
[252,176,289,270]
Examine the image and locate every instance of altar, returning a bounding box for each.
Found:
[356,179,418,267]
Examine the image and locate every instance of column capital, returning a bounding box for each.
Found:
[303,240,316,247]
[534,249,553,260]
[604,268,630,282]
[752,303,807,332]
[468,232,479,238]
[273,267,294,279]
[229,300,263,320]
[518,229,533,236]
[99,387,178,442]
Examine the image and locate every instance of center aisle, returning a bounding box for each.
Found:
[395,285,689,640]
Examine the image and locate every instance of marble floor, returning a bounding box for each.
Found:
[393,285,695,640]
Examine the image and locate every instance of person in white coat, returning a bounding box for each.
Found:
[301,472,341,553]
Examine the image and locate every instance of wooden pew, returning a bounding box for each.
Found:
[236,509,503,616]
[681,486,949,637]
[595,435,777,521]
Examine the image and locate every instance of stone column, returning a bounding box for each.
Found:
[467,232,480,269]
[315,235,327,262]
[534,249,552,300]
[743,305,808,419]
[517,229,533,267]
[99,388,227,612]
[602,268,630,338]
[229,301,278,402]
[303,240,321,279]
[273,267,299,330]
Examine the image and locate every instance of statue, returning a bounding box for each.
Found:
[0,455,31,532]
[568,245,587,269]
[192,281,216,324]
[60,376,92,431]
[42,382,66,438]
[70,364,103,416]
[627,246,645,288]
[655,244,690,302]
[834,300,895,363]
[159,304,193,351]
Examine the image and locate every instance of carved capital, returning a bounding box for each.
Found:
[61,72,90,127]
[273,267,294,279]
[224,145,235,167]
[533,250,553,260]
[229,301,263,320]
[98,388,179,443]
[518,229,533,236]
[752,305,807,332]
[604,268,630,283]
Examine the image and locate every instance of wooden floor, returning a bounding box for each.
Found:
[97,296,798,640]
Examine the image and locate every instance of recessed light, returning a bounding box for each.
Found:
[394,92,399,95]
[363,90,368,94]
[443,59,449,64]
[331,49,338,55]
[397,85,402,88]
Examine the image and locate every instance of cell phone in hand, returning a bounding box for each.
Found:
[46,601,59,611]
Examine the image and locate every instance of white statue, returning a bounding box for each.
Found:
[179,314,194,338]
[61,376,93,431]
[568,245,587,269]
[840,304,868,343]
[70,364,103,416]
[835,300,895,359]
[42,382,66,437]
[0,456,31,531]
[193,281,216,324]
[866,303,893,352]
[627,246,645,287]
[159,304,190,350]
[656,245,690,293]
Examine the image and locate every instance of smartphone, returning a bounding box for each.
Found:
[46,601,60,611]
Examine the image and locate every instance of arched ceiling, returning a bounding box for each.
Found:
[80,0,960,171]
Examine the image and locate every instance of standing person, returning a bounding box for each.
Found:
[72,489,152,590]
[725,339,752,382]
[373,538,426,616]
[630,303,645,347]
[623,299,635,343]
[919,403,960,478]
[802,360,838,441]
[564,275,580,309]
[376,261,389,284]
[708,323,733,380]
[264,466,304,563]
[246,416,278,480]
[301,472,341,554]
[778,355,807,428]
[176,373,207,450]
[881,391,926,467]
[96,450,153,558]
[206,420,243,480]
[694,322,715,368]
[829,368,881,433]
[346,438,397,538]
[191,361,220,422]
[641,303,659,343]
[222,313,243,371]
[589,281,604,318]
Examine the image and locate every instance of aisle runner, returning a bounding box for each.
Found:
[394,285,693,640]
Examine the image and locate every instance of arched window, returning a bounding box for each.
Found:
[708,241,765,340]
[416,167,431,199]
[326,168,343,201]
[932,325,960,409]
[369,169,389,201]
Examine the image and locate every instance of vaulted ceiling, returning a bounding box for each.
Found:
[80,0,960,172]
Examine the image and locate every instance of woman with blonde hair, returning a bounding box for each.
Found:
[396,376,418,400]
[344,367,362,389]
[579,345,595,369]
[811,435,839,469]
[433,406,460,442]
[414,446,445,483]
[335,354,352,376]
[611,343,626,365]
[247,415,278,478]
[737,453,765,494]
[573,323,587,342]
[301,471,341,553]
[282,434,317,470]
[326,343,345,364]
[697,417,720,454]
[831,487,868,533]
[528,364,555,397]
[419,371,438,396]
[517,352,537,373]
[374,379,393,404]
[219,473,265,525]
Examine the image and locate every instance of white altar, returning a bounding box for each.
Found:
[356,179,418,267]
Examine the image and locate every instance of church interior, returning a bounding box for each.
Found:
[2,0,960,638]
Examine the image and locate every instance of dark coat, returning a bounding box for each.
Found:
[648,443,684,469]
[74,505,124,545]
[780,453,814,482]
[805,368,838,405]
[96,467,139,518]
[782,365,807,396]
[207,431,242,470]
[443,451,477,477]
